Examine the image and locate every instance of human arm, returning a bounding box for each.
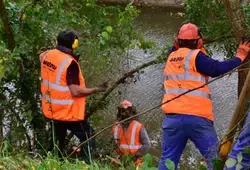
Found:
[68,84,102,97]
[195,52,242,78]
[196,39,250,77]
[135,127,151,158]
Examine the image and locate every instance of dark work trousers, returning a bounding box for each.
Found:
[49,120,96,163]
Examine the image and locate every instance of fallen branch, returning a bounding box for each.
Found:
[68,61,250,157]
[86,58,160,118]
[89,35,234,116]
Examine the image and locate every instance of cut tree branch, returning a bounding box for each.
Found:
[87,35,234,116]
[88,59,160,116]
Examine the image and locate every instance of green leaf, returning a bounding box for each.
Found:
[100,39,105,45]
[129,43,135,49]
[142,161,148,168]
[237,152,243,162]
[198,163,207,170]
[236,163,243,170]
[244,148,250,155]
[165,159,175,170]
[48,9,54,14]
[225,158,237,168]
[105,26,113,33]
[149,168,158,170]
[101,31,109,40]
[143,153,153,166]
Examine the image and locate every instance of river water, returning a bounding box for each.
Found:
[95,7,238,169]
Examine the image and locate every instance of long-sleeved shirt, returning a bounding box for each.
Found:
[169,47,242,77]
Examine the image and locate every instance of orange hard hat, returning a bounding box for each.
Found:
[119,100,133,109]
[177,23,201,40]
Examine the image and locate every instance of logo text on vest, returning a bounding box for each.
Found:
[43,60,57,70]
[170,57,184,62]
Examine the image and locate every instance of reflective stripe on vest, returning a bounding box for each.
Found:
[42,79,70,91]
[165,88,211,99]
[41,55,71,93]
[114,121,142,150]
[41,51,73,105]
[41,94,73,105]
[165,50,210,98]
[165,74,206,83]
[119,144,141,149]
[56,56,71,84]
[40,51,49,63]
[41,55,71,92]
[114,124,119,140]
[40,49,86,121]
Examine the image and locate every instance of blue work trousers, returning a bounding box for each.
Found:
[224,112,250,170]
[158,114,218,170]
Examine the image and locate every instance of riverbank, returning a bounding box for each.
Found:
[98,0,184,9]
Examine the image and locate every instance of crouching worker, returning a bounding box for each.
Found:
[112,100,151,168]
[224,111,250,169]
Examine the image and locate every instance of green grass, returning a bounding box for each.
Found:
[0,152,161,170]
[0,153,116,170]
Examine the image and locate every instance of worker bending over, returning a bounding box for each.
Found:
[159,23,250,169]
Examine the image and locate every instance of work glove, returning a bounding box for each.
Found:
[95,81,108,92]
[236,39,250,62]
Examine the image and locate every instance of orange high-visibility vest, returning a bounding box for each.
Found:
[40,49,86,121]
[112,120,143,155]
[162,48,213,120]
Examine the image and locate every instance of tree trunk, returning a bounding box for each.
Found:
[219,0,250,166]
[0,0,15,49]
[222,0,250,95]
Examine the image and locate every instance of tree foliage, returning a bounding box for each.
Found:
[0,0,147,152]
[184,0,250,59]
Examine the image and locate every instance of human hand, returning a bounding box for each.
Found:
[236,38,250,62]
[95,81,109,92]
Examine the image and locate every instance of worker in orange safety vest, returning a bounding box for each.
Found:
[112,100,151,167]
[158,23,250,170]
[40,29,108,163]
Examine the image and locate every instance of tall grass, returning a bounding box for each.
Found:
[0,153,115,170]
